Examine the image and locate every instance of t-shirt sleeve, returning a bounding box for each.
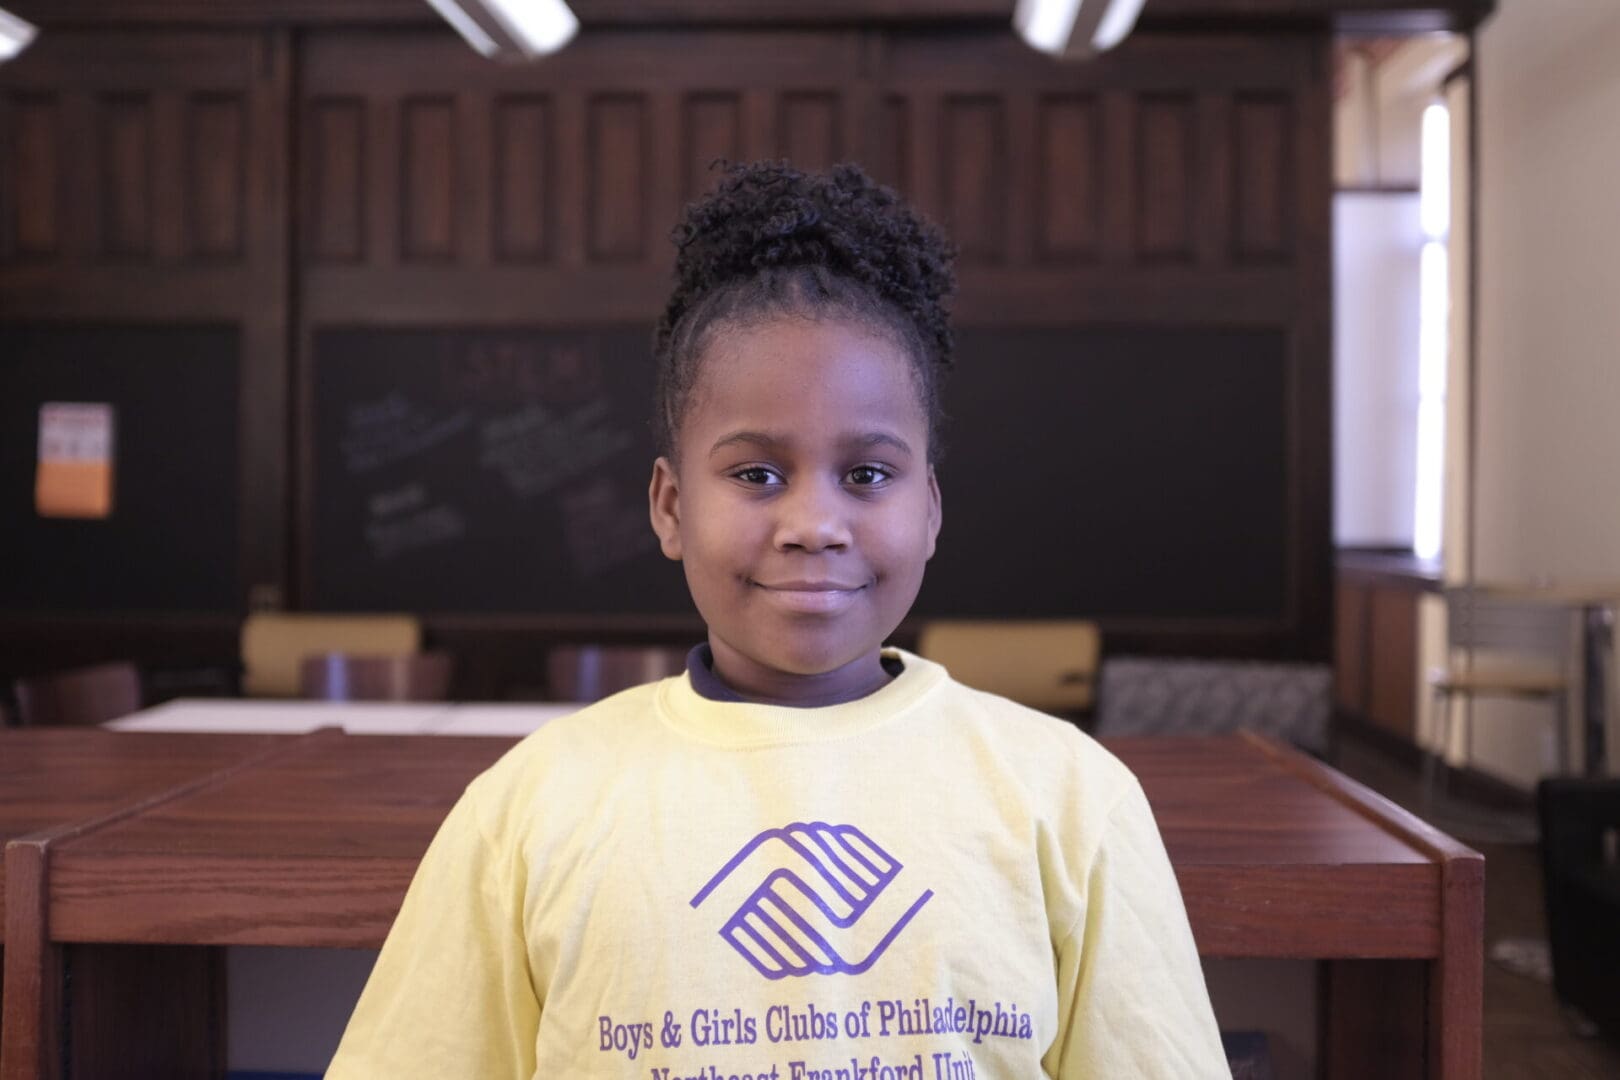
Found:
[326,784,540,1080]
[1042,778,1231,1079]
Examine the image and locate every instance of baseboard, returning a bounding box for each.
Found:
[1334,713,1534,810]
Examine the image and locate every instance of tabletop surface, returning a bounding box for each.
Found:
[15,729,1471,957]
[0,729,287,936]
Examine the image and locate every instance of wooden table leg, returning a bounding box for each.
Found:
[2,840,62,1080]
[3,842,224,1080]
[1429,851,1485,1078]
[1320,959,1426,1080]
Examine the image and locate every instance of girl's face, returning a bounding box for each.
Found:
[648,316,942,706]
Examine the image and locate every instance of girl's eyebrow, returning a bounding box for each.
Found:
[708,430,914,459]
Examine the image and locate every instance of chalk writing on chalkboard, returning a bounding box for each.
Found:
[478,399,633,498]
[560,476,659,578]
[363,480,467,560]
[341,392,471,474]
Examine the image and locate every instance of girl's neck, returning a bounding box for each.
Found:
[705,637,892,707]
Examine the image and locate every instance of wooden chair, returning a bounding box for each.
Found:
[915,620,1101,715]
[299,652,455,702]
[12,661,143,726]
[241,613,422,697]
[1424,586,1573,805]
[547,645,687,702]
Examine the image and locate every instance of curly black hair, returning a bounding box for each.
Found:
[653,161,957,463]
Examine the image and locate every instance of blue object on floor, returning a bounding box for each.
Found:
[1221,1030,1276,1080]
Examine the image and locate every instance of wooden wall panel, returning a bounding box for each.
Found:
[185,93,245,260]
[777,91,840,174]
[5,94,61,258]
[493,95,551,261]
[866,93,908,195]
[1234,92,1294,262]
[306,98,364,263]
[1136,92,1196,263]
[586,93,646,262]
[99,93,154,258]
[1035,94,1100,263]
[682,92,741,202]
[940,95,1006,263]
[400,96,455,261]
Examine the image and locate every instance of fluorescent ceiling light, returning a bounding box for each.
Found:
[1014,0,1146,59]
[424,0,578,60]
[0,8,38,63]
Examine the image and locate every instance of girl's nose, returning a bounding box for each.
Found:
[772,478,852,553]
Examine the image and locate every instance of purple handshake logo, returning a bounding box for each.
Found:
[691,822,932,980]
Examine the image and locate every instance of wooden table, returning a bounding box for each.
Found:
[2,729,1482,1080]
[0,730,290,1080]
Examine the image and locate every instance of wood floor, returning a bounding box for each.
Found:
[1331,734,1620,1079]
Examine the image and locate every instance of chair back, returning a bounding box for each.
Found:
[242,613,421,696]
[13,661,143,726]
[299,652,454,702]
[548,645,688,702]
[1444,587,1571,660]
[915,620,1100,712]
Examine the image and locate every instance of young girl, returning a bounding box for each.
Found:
[328,162,1229,1079]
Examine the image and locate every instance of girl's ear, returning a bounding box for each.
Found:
[925,465,943,559]
[648,456,683,561]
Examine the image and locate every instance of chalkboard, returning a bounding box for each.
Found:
[311,326,690,613]
[917,326,1289,619]
[311,324,1290,621]
[0,325,240,611]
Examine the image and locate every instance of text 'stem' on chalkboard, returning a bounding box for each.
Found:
[312,327,692,613]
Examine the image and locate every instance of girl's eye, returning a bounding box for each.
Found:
[733,466,783,486]
[846,464,893,486]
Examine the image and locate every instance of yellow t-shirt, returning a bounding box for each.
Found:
[327,650,1229,1079]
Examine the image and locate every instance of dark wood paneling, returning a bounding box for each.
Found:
[681,92,740,201]
[98,93,154,258]
[185,93,245,260]
[1368,586,1421,742]
[866,93,908,194]
[586,93,646,262]
[1136,92,1195,262]
[777,91,841,173]
[400,96,455,261]
[305,97,364,263]
[5,0,1502,33]
[493,95,552,261]
[6,94,61,258]
[1234,92,1294,262]
[940,94,1006,263]
[1335,578,1369,715]
[1034,93,1100,262]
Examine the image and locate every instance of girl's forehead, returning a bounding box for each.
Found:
[691,317,925,415]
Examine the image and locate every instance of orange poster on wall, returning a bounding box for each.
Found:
[35,402,116,519]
